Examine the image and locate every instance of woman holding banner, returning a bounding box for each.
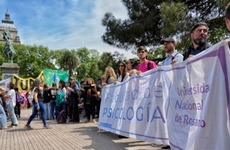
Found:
[117,61,129,83]
[102,66,117,86]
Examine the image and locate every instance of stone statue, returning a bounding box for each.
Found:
[2,30,16,63]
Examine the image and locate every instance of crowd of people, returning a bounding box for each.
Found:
[0,3,229,149]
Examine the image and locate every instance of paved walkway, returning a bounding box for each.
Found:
[0,108,162,150]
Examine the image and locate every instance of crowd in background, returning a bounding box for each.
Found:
[0,16,229,129]
[0,3,230,149]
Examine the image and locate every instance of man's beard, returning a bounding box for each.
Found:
[165,45,174,53]
[193,38,206,46]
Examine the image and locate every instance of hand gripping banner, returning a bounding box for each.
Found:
[99,40,230,150]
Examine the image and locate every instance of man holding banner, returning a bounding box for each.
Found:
[161,37,184,66]
[160,38,183,149]
[129,46,157,76]
[99,39,230,149]
[136,46,157,73]
[183,22,210,60]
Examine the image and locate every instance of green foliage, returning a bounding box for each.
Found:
[75,48,103,81]
[49,49,68,69]
[176,34,191,52]
[0,43,124,81]
[215,0,230,9]
[57,50,78,81]
[0,43,56,78]
[147,46,165,65]
[0,44,6,64]
[112,51,126,62]
[102,0,162,50]
[98,52,117,72]
[102,0,227,53]
[160,2,189,37]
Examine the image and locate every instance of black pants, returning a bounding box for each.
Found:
[96,99,101,116]
[27,99,31,108]
[85,100,96,120]
[15,102,21,117]
[69,99,79,122]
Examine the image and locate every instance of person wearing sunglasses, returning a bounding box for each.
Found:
[117,61,129,82]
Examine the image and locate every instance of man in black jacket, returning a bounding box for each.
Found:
[183,22,210,60]
[67,77,80,123]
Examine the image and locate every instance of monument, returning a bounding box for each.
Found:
[0,11,20,80]
[0,11,21,44]
[0,29,20,79]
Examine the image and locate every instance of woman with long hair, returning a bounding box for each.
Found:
[84,78,97,123]
[117,61,129,82]
[127,59,139,76]
[25,78,51,129]
[127,59,138,72]
[103,66,117,85]
[57,80,67,114]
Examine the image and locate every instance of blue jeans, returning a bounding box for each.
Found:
[0,104,7,128]
[26,101,47,126]
[50,101,56,119]
[6,101,18,125]
[43,102,51,120]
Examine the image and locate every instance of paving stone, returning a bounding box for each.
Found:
[0,108,161,150]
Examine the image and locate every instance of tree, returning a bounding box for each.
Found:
[0,44,56,78]
[160,1,227,51]
[160,2,189,38]
[112,51,126,62]
[49,49,68,69]
[0,44,6,65]
[102,0,162,51]
[148,47,165,65]
[58,50,78,81]
[75,48,103,80]
[102,0,227,52]
[98,52,117,72]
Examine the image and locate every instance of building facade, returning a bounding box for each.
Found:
[0,11,21,44]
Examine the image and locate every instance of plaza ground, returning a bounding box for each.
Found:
[0,108,162,150]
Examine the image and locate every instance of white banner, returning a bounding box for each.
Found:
[99,40,230,150]
[0,78,11,90]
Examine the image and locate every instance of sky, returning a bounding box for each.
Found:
[0,0,136,58]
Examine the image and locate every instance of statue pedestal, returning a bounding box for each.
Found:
[0,63,20,79]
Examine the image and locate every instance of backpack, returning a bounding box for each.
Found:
[147,61,151,70]
[57,110,67,123]
[16,93,24,103]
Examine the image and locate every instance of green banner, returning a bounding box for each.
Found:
[43,68,68,87]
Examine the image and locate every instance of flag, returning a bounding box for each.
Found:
[43,68,68,87]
